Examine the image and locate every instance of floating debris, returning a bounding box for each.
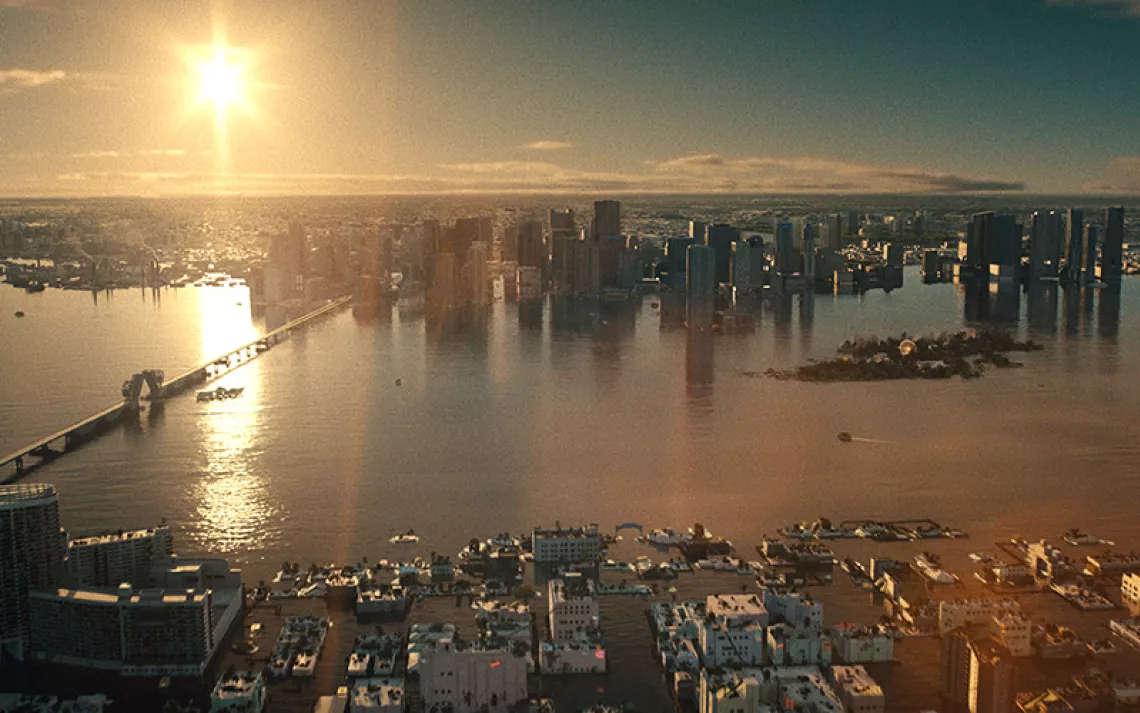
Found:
[14,311,24,318]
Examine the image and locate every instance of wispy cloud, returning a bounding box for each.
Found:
[1045,0,1140,16]
[0,69,67,91]
[1083,156,1140,194]
[71,150,120,159]
[524,140,574,151]
[138,149,187,157]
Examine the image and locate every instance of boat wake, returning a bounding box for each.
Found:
[849,437,895,445]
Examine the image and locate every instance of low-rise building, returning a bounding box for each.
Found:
[1086,552,1140,576]
[538,638,605,674]
[938,598,1021,635]
[547,574,599,641]
[992,612,1031,657]
[829,665,885,713]
[765,624,831,666]
[349,677,405,713]
[1110,619,1140,650]
[1123,572,1140,604]
[1027,540,1073,581]
[418,637,528,713]
[762,589,822,629]
[778,669,845,713]
[699,595,768,666]
[831,624,894,663]
[531,523,600,563]
[699,668,761,713]
[210,670,266,713]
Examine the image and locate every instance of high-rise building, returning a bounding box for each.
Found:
[1029,211,1063,279]
[1064,208,1084,283]
[941,627,1017,713]
[706,224,739,285]
[270,223,309,275]
[67,525,174,589]
[775,221,798,275]
[1,484,64,661]
[689,220,708,244]
[826,214,843,251]
[468,242,491,305]
[960,212,995,272]
[592,200,621,239]
[1101,207,1125,280]
[548,209,576,240]
[731,239,764,296]
[990,215,1021,268]
[802,223,817,278]
[1082,224,1098,282]
[516,220,546,270]
[847,211,860,236]
[686,245,716,297]
[665,237,695,281]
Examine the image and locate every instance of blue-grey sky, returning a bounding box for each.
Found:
[1,0,1138,196]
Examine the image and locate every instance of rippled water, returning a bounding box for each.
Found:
[3,271,1140,585]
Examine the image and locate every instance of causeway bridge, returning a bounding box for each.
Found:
[0,295,351,484]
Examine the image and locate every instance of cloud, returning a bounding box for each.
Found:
[1083,156,1140,194]
[138,149,187,157]
[648,153,1024,193]
[524,140,574,151]
[441,161,564,175]
[71,150,120,159]
[1046,0,1140,16]
[0,69,67,91]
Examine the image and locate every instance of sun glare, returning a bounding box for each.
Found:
[197,49,245,112]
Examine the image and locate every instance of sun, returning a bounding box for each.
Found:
[194,45,247,114]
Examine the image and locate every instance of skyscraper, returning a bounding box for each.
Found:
[847,211,859,237]
[592,200,621,239]
[1029,211,1063,279]
[990,215,1021,268]
[689,220,708,244]
[270,222,309,275]
[1,484,64,661]
[705,224,739,285]
[686,244,716,297]
[801,223,817,278]
[961,212,994,272]
[516,219,546,270]
[1082,224,1098,283]
[775,221,798,275]
[1064,208,1084,283]
[826,214,843,251]
[1101,207,1125,280]
[941,627,1017,713]
[548,209,576,241]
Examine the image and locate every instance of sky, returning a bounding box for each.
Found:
[1,0,1139,197]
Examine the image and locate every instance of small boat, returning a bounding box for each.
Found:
[390,530,419,544]
[914,553,958,584]
[1063,529,1113,547]
[196,386,245,402]
[647,527,685,545]
[837,431,853,443]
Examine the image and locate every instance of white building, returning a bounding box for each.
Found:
[938,599,1021,635]
[992,612,1031,657]
[532,524,601,563]
[349,677,404,713]
[418,637,528,713]
[828,666,884,713]
[210,670,266,713]
[765,624,831,666]
[699,668,761,713]
[831,624,894,663]
[762,589,822,629]
[547,574,599,641]
[67,525,173,589]
[538,639,605,674]
[778,670,844,713]
[699,595,768,666]
[1122,572,1140,603]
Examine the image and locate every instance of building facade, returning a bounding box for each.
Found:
[67,525,173,588]
[547,574,599,641]
[418,639,528,713]
[531,524,600,563]
[0,484,64,661]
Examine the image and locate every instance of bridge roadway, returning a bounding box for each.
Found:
[0,295,352,484]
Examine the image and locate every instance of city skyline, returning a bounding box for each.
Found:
[1,0,1140,197]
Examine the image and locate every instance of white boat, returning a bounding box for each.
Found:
[968,552,994,564]
[634,556,653,576]
[914,553,958,584]
[1063,529,1113,547]
[647,528,685,545]
[390,530,419,544]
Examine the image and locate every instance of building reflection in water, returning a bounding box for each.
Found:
[989,279,1021,327]
[1098,281,1121,341]
[1062,285,1083,337]
[1026,281,1058,337]
[798,292,815,350]
[685,296,715,419]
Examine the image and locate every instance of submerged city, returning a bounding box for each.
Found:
[2,194,1140,713]
[5,0,1140,712]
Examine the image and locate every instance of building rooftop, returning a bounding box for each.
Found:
[830,665,883,698]
[211,671,263,702]
[533,523,600,540]
[70,526,168,547]
[0,483,56,506]
[707,594,767,623]
[350,677,403,709]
